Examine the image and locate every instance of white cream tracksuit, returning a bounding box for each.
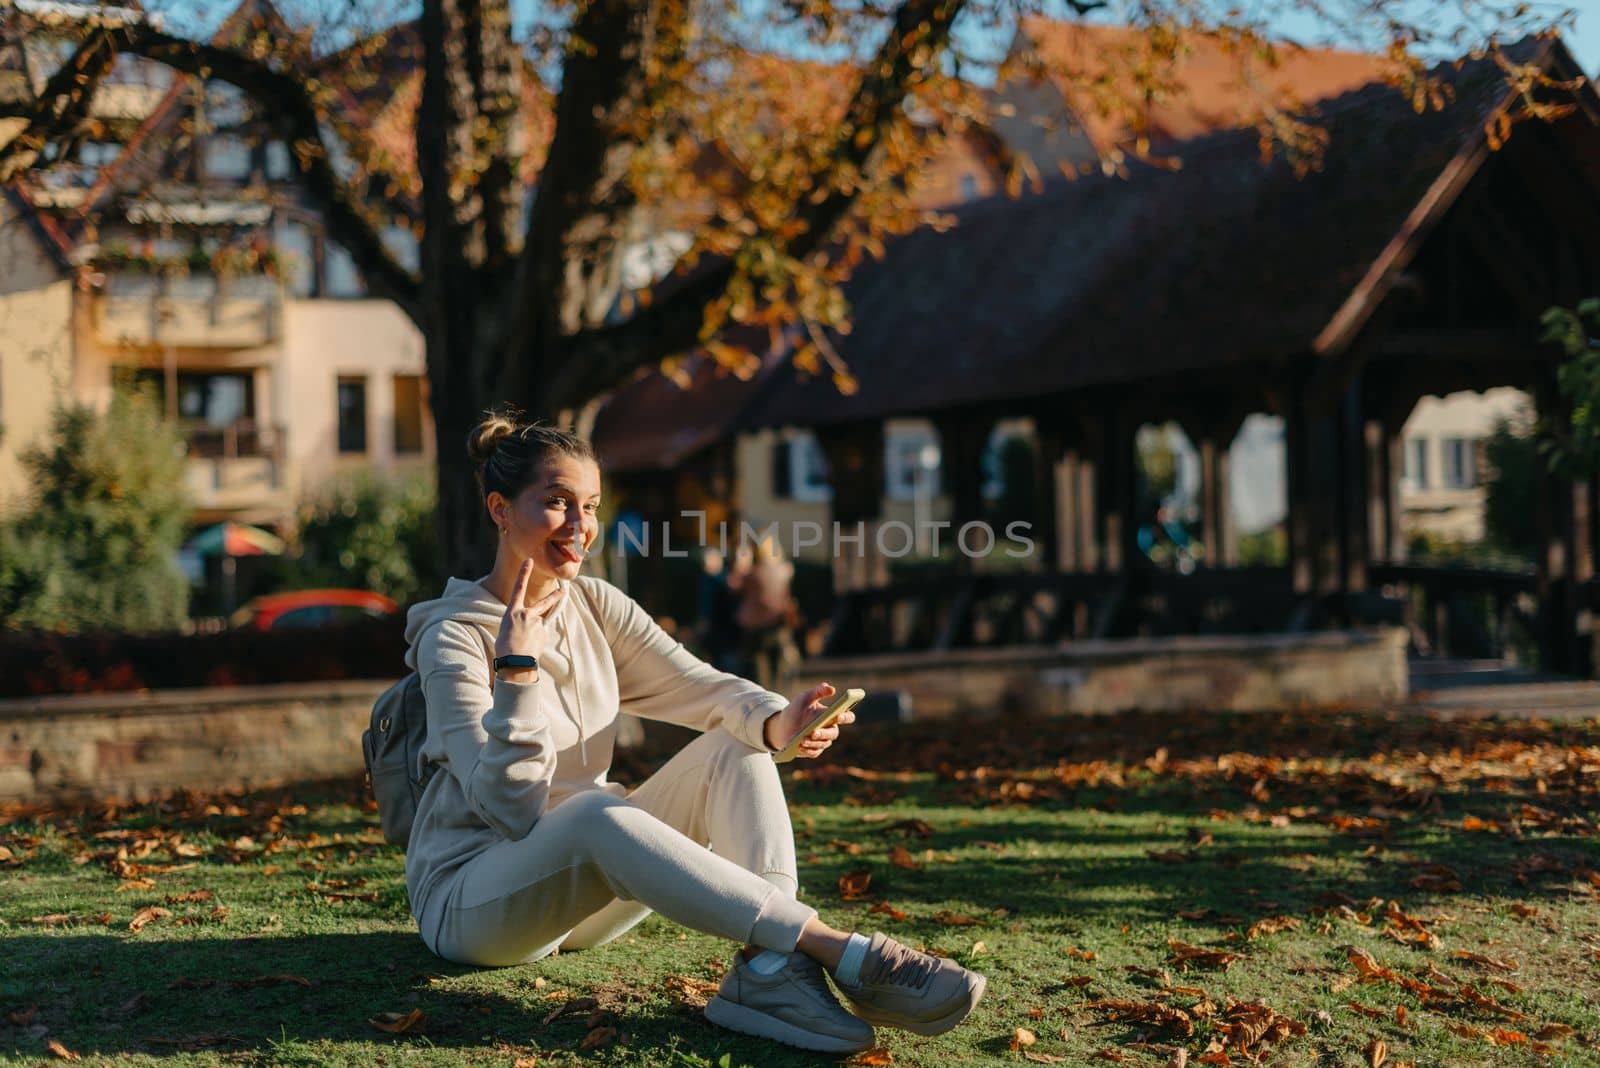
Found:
[402,575,816,965]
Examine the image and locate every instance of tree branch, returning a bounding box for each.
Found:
[542,0,967,412]
[0,28,118,183]
[32,24,426,323]
[503,0,691,408]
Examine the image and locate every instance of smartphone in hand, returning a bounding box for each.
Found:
[775,687,865,762]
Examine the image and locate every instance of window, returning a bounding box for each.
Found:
[132,369,254,427]
[885,431,942,502]
[1443,437,1478,489]
[264,141,292,181]
[393,374,425,454]
[769,432,831,502]
[274,217,315,297]
[1404,437,1429,490]
[324,241,364,298]
[337,376,368,453]
[204,135,252,181]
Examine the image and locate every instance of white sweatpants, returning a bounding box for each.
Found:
[424,727,817,966]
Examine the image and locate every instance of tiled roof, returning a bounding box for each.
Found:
[1014,17,1400,158]
[589,35,1575,468]
[738,38,1552,429]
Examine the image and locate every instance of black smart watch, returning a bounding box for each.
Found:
[493,654,539,673]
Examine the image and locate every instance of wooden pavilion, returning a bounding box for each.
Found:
[592,35,1600,674]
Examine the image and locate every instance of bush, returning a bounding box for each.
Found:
[268,475,442,606]
[0,391,190,634]
[1483,418,1538,565]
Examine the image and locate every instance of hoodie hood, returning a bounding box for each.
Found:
[403,576,509,669]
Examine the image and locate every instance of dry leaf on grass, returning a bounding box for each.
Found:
[888,846,920,871]
[1246,916,1301,940]
[1347,1002,1386,1020]
[850,1048,893,1065]
[578,1026,615,1050]
[1451,950,1519,973]
[1064,946,1097,961]
[46,1039,80,1060]
[1533,1023,1575,1040]
[867,901,907,921]
[1167,939,1241,971]
[1024,1053,1067,1064]
[541,997,599,1026]
[1367,1037,1388,1067]
[128,906,171,932]
[1011,1026,1037,1049]
[369,1009,425,1034]
[1085,999,1194,1036]
[839,870,873,900]
[933,911,980,926]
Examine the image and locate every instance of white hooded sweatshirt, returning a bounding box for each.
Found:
[400,573,788,926]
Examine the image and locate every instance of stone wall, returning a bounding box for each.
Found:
[0,628,1408,804]
[792,628,1409,718]
[0,681,386,805]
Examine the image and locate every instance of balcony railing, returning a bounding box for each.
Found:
[181,420,288,513]
[93,274,280,349]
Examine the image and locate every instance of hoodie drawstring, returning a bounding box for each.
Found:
[559,581,589,766]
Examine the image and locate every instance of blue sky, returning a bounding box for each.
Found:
[159,1,1600,74]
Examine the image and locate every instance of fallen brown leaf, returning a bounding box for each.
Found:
[128,906,171,932]
[888,845,920,871]
[1012,1026,1037,1049]
[1347,1002,1386,1020]
[1024,1054,1067,1064]
[1246,915,1301,940]
[1452,950,1519,973]
[369,1009,426,1034]
[839,869,873,900]
[1367,1036,1388,1068]
[1167,939,1242,971]
[46,1039,79,1060]
[850,1048,893,1066]
[1533,1023,1575,1040]
[541,997,599,1026]
[578,1026,616,1050]
[1086,999,1195,1036]
[933,911,980,926]
[1064,946,1097,961]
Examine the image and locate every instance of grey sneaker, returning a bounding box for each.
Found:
[836,932,986,1036]
[704,950,876,1054]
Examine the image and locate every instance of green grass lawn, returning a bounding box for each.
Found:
[2,707,1598,1066]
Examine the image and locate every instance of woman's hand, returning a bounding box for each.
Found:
[494,560,565,682]
[763,681,853,759]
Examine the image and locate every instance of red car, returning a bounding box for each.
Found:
[230,589,400,631]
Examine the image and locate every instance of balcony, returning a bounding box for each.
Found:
[182,421,290,517]
[93,273,280,350]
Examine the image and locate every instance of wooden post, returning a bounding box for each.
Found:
[1096,402,1136,574]
[1196,433,1236,568]
[932,413,994,557]
[1032,419,1066,571]
[1533,381,1582,674]
[820,422,886,594]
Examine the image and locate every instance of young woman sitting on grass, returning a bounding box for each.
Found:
[401,410,986,1054]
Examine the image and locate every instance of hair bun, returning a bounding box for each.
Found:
[467,410,521,465]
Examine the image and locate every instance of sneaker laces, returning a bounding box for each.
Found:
[862,937,937,991]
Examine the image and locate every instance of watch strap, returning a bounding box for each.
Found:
[493,654,539,673]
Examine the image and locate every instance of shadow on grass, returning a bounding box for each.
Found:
[1,930,787,1064]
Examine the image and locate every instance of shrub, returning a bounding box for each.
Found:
[270,475,441,605]
[0,391,190,634]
